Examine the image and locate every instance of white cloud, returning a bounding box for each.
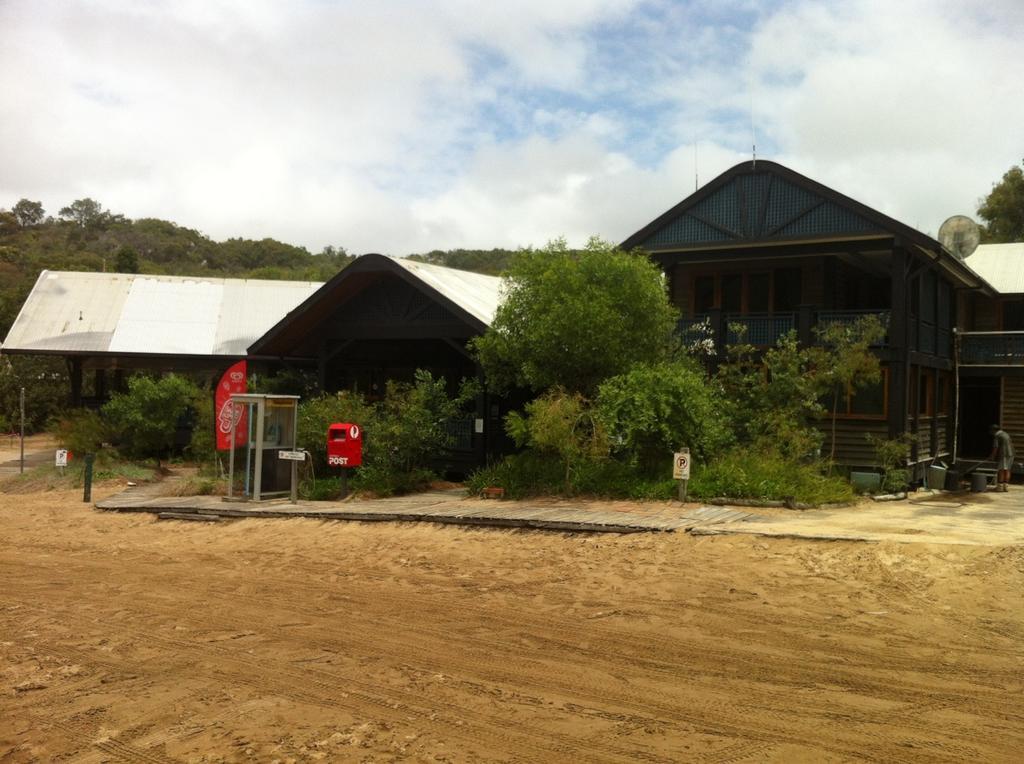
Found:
[0,0,1020,254]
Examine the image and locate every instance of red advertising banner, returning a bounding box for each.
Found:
[215,360,248,451]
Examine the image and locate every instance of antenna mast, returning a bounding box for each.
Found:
[750,92,757,168]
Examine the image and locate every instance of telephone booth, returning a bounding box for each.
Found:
[225,394,301,502]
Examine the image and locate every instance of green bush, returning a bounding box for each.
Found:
[466,452,677,500]
[187,390,217,465]
[297,390,377,468]
[52,409,108,455]
[102,374,200,465]
[867,433,912,493]
[297,370,467,497]
[597,360,731,473]
[688,449,855,504]
[505,389,609,493]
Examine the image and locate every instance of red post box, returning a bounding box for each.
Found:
[327,422,362,467]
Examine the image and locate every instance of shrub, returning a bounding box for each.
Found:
[505,389,609,494]
[688,449,855,505]
[867,433,912,493]
[53,409,108,455]
[597,360,731,473]
[466,452,677,500]
[102,374,200,466]
[297,370,467,497]
[371,371,463,475]
[187,390,217,465]
[717,331,827,461]
[297,390,377,468]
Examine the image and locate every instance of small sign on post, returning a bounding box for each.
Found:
[55,449,69,474]
[673,448,690,503]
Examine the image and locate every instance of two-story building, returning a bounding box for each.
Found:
[621,159,1017,477]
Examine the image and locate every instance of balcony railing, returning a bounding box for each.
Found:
[727,313,794,346]
[676,308,890,355]
[959,332,1024,366]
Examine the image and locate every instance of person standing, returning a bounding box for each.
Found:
[988,424,1015,492]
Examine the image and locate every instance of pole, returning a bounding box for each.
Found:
[19,387,25,474]
[340,468,349,499]
[83,453,94,502]
[677,478,688,503]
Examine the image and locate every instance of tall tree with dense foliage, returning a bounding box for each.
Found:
[978,160,1024,243]
[58,198,123,230]
[12,199,44,227]
[472,238,678,395]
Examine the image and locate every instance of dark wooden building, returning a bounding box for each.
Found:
[248,253,511,472]
[621,160,995,476]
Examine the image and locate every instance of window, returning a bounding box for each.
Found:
[1003,300,1024,330]
[850,377,887,417]
[825,371,888,419]
[773,267,802,312]
[721,274,742,313]
[694,276,715,313]
[748,273,770,313]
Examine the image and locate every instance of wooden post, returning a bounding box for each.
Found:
[19,387,25,475]
[888,245,908,440]
[797,304,814,346]
[83,453,94,502]
[69,358,83,407]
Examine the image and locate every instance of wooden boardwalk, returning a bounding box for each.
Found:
[96,488,754,534]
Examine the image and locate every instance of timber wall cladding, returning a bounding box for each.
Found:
[1001,377,1024,450]
[820,419,889,465]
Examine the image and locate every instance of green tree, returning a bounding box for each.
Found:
[978,160,1024,243]
[472,237,678,394]
[12,199,45,227]
[58,198,124,230]
[102,374,199,467]
[817,315,885,465]
[717,330,829,461]
[597,360,731,474]
[114,245,139,273]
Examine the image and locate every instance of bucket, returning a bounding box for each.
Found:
[927,465,947,490]
[970,472,988,493]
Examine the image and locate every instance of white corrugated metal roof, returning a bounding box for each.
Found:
[964,243,1024,294]
[1,271,323,356]
[393,258,503,325]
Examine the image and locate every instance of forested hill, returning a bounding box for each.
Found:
[0,197,516,340]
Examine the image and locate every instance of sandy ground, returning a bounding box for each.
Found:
[1,485,1022,762]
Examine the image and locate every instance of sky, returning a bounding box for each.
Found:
[1,0,1022,255]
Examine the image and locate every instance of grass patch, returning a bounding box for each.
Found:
[0,457,158,494]
[467,452,676,500]
[688,449,854,505]
[298,467,437,500]
[468,449,854,505]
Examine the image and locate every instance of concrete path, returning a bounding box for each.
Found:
[694,488,1024,546]
[95,485,754,534]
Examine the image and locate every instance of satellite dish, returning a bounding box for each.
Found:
[938,215,980,259]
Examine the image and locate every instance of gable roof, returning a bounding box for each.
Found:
[964,242,1024,295]
[248,254,502,357]
[622,160,939,253]
[0,271,323,358]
